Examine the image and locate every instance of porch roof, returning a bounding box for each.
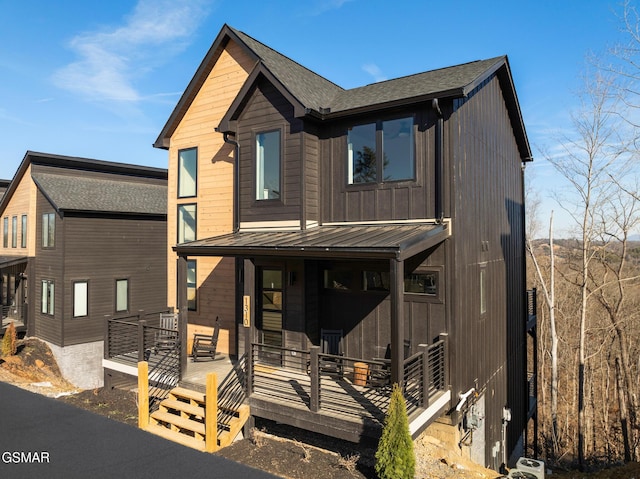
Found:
[174,222,449,261]
[0,256,28,268]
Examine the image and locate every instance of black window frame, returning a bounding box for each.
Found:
[73,280,89,318]
[42,212,55,248]
[187,259,197,311]
[177,147,198,199]
[2,217,7,248]
[254,129,282,202]
[11,216,17,248]
[21,215,27,248]
[41,279,55,316]
[177,203,197,244]
[115,278,129,313]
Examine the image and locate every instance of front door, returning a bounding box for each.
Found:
[258,267,283,351]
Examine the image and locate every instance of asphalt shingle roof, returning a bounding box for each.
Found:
[31,172,167,215]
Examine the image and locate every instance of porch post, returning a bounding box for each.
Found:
[390,258,404,386]
[177,255,189,377]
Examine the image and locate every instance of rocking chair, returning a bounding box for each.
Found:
[191,317,220,362]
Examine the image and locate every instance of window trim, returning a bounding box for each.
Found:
[73,280,89,318]
[21,215,27,248]
[41,279,55,316]
[403,266,443,303]
[177,203,197,244]
[42,212,55,248]
[346,115,416,186]
[11,216,17,248]
[177,147,198,199]
[2,217,7,248]
[187,259,197,312]
[115,278,129,313]
[255,129,282,202]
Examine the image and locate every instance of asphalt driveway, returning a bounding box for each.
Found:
[0,381,277,479]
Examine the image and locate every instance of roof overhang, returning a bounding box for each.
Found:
[0,256,28,269]
[174,223,450,261]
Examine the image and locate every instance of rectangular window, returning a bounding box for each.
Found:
[404,271,438,295]
[348,117,414,184]
[187,260,197,311]
[2,217,7,248]
[178,204,197,243]
[73,281,88,317]
[256,130,281,200]
[21,215,27,248]
[41,280,54,315]
[11,216,17,248]
[323,269,353,291]
[115,279,129,312]
[480,266,487,315]
[42,213,55,248]
[363,271,390,291]
[178,148,197,198]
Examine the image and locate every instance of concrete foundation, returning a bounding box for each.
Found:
[46,340,104,389]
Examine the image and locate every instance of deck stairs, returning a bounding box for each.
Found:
[145,386,250,452]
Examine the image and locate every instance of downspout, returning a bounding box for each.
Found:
[432,98,444,223]
[222,131,240,233]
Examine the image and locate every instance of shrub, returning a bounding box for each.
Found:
[1,322,17,356]
[375,383,415,479]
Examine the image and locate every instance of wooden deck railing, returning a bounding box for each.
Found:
[104,310,173,364]
[526,288,537,330]
[250,337,448,423]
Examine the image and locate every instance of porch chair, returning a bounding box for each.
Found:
[191,317,220,362]
[319,329,344,376]
[154,313,179,352]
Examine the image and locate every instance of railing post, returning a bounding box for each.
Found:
[310,346,320,412]
[247,344,254,395]
[138,361,149,429]
[104,315,111,360]
[439,333,449,391]
[418,344,429,407]
[205,372,218,453]
[137,317,147,362]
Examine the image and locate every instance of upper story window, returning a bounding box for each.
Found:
[42,213,55,248]
[2,217,7,248]
[21,215,27,248]
[256,130,281,200]
[178,204,197,243]
[178,147,197,198]
[347,116,414,184]
[73,281,88,317]
[11,216,17,248]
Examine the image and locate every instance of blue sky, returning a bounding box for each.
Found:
[0,0,631,236]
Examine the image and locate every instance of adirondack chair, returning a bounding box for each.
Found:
[154,313,179,352]
[191,317,220,362]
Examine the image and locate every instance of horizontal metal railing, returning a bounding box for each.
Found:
[104,310,173,364]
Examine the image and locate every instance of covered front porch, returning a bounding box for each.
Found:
[174,222,453,441]
[0,256,29,335]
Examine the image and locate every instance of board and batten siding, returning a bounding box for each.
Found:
[237,79,303,225]
[448,74,527,464]
[166,39,254,355]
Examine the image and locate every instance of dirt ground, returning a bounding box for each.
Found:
[2,337,640,478]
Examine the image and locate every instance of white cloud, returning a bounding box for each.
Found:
[362,63,387,83]
[52,0,211,103]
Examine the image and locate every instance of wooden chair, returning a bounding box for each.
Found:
[319,329,343,376]
[192,317,220,362]
[154,313,179,352]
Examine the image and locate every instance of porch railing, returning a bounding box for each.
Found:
[526,288,537,330]
[250,337,448,423]
[104,310,173,364]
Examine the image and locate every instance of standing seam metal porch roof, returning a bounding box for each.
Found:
[174,223,449,261]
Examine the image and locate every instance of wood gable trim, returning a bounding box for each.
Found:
[153,24,261,149]
[217,62,307,134]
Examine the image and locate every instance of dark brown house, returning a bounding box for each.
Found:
[156,25,535,469]
[0,152,167,388]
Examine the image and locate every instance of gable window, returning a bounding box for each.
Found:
[73,281,88,317]
[115,279,129,313]
[42,213,55,248]
[187,260,197,311]
[2,217,7,248]
[11,216,17,248]
[178,204,197,243]
[178,147,197,198]
[348,116,414,184]
[41,279,54,315]
[21,215,27,248]
[256,130,281,200]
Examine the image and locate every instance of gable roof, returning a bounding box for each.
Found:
[0,151,167,217]
[155,24,531,160]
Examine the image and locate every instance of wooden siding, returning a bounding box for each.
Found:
[0,164,38,257]
[322,110,435,223]
[61,215,167,346]
[166,39,254,354]
[447,74,526,465]
[237,79,303,225]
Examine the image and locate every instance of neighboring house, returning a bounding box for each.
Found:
[0,179,10,200]
[0,152,168,388]
[154,25,535,469]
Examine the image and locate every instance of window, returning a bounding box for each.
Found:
[178,147,197,198]
[41,280,54,315]
[42,213,55,248]
[21,215,27,248]
[2,217,7,248]
[11,216,17,248]
[480,266,487,315]
[348,116,414,184]
[404,271,438,295]
[115,279,129,312]
[256,130,281,200]
[187,260,197,311]
[178,204,197,243]
[73,281,88,317]
[363,271,390,291]
[323,269,353,290]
